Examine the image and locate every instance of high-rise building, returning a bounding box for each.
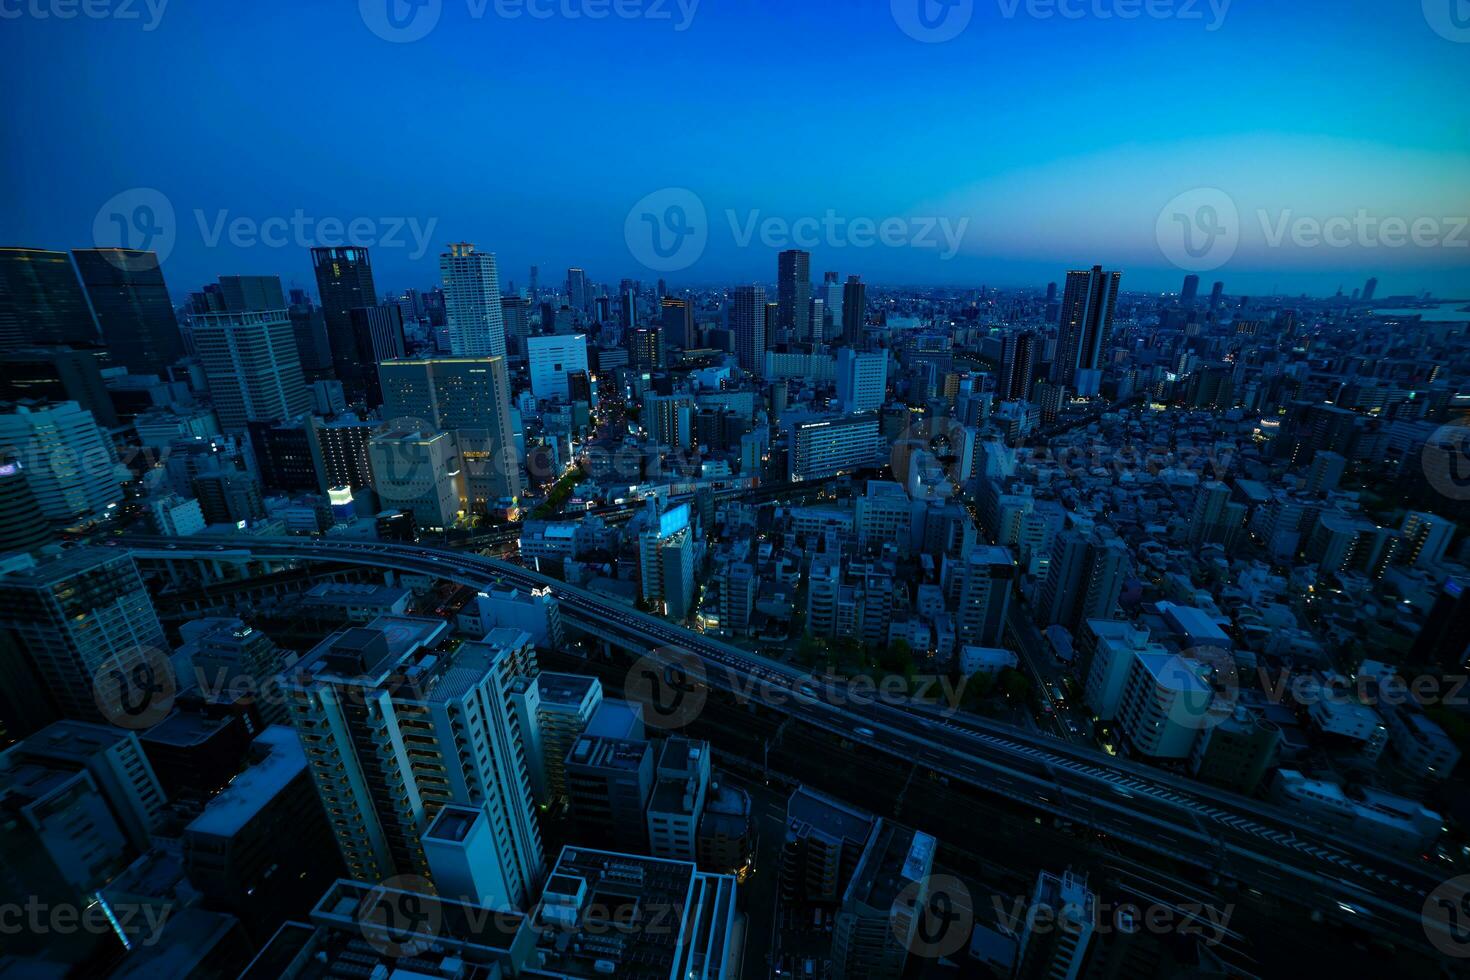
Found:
[310,246,377,390]
[565,267,588,312]
[315,415,375,491]
[1209,280,1224,310]
[368,425,461,529]
[215,275,286,313]
[378,356,521,504]
[789,414,882,482]
[952,545,1016,648]
[0,460,51,553]
[0,248,98,350]
[628,325,664,370]
[836,348,888,414]
[1363,277,1378,302]
[1181,274,1200,306]
[1015,871,1096,980]
[0,401,121,525]
[72,249,184,375]
[841,275,866,347]
[730,285,766,373]
[832,821,936,980]
[282,620,545,904]
[778,249,812,343]
[1037,530,1129,631]
[1001,330,1037,402]
[1414,578,1470,668]
[0,347,118,428]
[823,271,843,341]
[345,305,407,405]
[500,294,532,353]
[191,309,310,430]
[527,334,589,403]
[661,296,694,349]
[0,549,165,724]
[1051,265,1121,392]
[441,243,506,358]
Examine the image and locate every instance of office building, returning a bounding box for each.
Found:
[788,414,882,482]
[0,460,51,552]
[344,305,407,405]
[730,284,766,373]
[646,737,711,862]
[1051,265,1121,392]
[378,356,521,503]
[565,267,588,312]
[532,846,739,980]
[662,295,694,349]
[1000,330,1037,402]
[0,247,98,350]
[315,414,375,491]
[527,333,589,402]
[778,248,811,343]
[367,425,461,529]
[1181,274,1200,305]
[0,549,166,724]
[441,242,506,358]
[191,309,310,430]
[0,401,121,525]
[310,246,377,387]
[565,733,654,852]
[836,348,887,414]
[281,620,544,905]
[0,346,118,428]
[841,275,866,346]
[72,248,184,375]
[501,293,532,352]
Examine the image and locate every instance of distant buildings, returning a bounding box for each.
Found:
[191,309,311,430]
[441,242,507,358]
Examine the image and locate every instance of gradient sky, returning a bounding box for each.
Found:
[2,0,1467,299]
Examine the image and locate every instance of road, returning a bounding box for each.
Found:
[114,533,1455,959]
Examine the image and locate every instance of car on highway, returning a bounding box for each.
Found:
[853,726,875,738]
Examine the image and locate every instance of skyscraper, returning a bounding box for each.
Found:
[1051,265,1121,393]
[0,248,98,351]
[190,309,310,430]
[217,275,286,313]
[441,243,506,358]
[72,249,184,375]
[661,296,694,349]
[836,348,888,414]
[345,305,407,406]
[1363,277,1379,302]
[841,275,865,347]
[0,401,121,525]
[0,549,165,723]
[1209,280,1224,310]
[823,271,843,342]
[1000,330,1037,402]
[730,285,766,373]
[281,619,545,901]
[1181,274,1200,306]
[378,356,522,503]
[310,246,377,392]
[777,249,811,343]
[566,267,588,313]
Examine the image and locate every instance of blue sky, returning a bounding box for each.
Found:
[2,0,1467,299]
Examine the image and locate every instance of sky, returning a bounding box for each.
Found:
[2,0,1468,300]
